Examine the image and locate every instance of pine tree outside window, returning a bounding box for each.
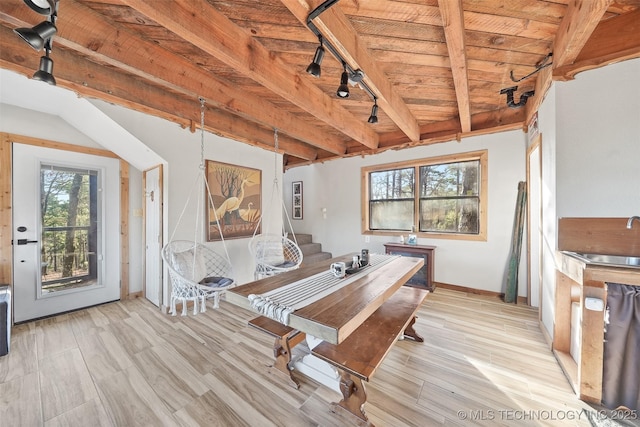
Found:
[362,151,487,241]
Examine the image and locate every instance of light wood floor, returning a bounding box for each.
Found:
[0,288,601,426]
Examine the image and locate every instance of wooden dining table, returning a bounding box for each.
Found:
[226,252,426,422]
[226,252,424,344]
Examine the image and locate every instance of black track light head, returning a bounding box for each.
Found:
[33,53,56,85]
[306,45,325,77]
[23,0,56,15]
[368,101,378,124]
[14,20,57,51]
[336,65,350,98]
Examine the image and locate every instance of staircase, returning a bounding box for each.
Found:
[293,233,332,266]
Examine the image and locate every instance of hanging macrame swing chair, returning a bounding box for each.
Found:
[161,98,235,315]
[248,129,303,279]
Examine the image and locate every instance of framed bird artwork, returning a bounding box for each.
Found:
[205,160,261,241]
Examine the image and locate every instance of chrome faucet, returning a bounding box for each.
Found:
[627,216,640,229]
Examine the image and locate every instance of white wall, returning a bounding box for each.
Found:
[284,130,529,296]
[0,104,102,148]
[537,57,640,341]
[0,103,145,296]
[90,100,284,290]
[2,82,284,308]
[556,59,640,217]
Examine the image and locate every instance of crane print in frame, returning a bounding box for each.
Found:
[206,160,261,241]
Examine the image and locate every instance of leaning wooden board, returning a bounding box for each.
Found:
[226,253,424,344]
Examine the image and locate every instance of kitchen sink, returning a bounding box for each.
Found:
[564,251,640,268]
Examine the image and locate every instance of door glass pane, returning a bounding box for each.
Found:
[40,165,99,294]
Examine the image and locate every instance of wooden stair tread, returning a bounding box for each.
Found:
[312,286,429,382]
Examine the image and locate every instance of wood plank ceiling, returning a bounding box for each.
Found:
[1,0,639,168]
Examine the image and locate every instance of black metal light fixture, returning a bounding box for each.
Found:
[33,44,56,85]
[14,0,59,85]
[23,0,57,15]
[306,0,382,122]
[14,20,57,51]
[306,35,325,78]
[500,86,535,108]
[367,98,378,124]
[336,63,350,98]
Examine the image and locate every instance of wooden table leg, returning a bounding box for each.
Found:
[271,330,305,389]
[331,371,371,425]
[403,316,424,342]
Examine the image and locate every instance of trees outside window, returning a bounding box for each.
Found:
[362,151,487,241]
[40,165,98,292]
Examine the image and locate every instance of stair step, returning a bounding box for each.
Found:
[299,242,322,257]
[302,251,333,266]
[293,233,313,245]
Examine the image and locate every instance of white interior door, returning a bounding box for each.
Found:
[12,143,121,323]
[144,165,162,306]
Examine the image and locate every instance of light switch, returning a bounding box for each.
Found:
[585,297,604,311]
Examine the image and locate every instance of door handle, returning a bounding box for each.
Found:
[14,239,38,245]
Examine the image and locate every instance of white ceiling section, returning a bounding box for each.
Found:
[0,68,164,171]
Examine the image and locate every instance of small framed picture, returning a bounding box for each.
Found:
[292,181,303,219]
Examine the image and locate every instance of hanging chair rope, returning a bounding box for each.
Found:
[249,128,302,279]
[162,97,235,314]
[251,128,297,244]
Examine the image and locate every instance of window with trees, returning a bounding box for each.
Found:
[362,151,487,240]
[40,164,99,293]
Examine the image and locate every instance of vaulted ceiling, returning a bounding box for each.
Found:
[1,0,639,168]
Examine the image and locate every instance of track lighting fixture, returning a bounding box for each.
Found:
[368,98,378,124]
[306,36,325,78]
[336,63,350,98]
[15,0,58,85]
[33,46,56,85]
[23,0,56,15]
[14,21,57,51]
[306,1,382,121]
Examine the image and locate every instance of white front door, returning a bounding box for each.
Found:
[12,143,121,323]
[144,165,162,306]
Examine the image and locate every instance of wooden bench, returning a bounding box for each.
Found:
[311,286,429,424]
[248,315,306,389]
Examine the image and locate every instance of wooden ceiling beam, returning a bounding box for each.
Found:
[296,106,525,169]
[553,9,640,80]
[375,107,525,150]
[525,0,612,121]
[280,0,421,142]
[437,0,471,133]
[0,28,318,162]
[119,0,379,150]
[552,0,613,67]
[0,0,343,156]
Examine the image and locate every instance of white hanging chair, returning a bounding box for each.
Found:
[162,98,235,315]
[248,234,303,279]
[249,129,303,279]
[163,240,234,314]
